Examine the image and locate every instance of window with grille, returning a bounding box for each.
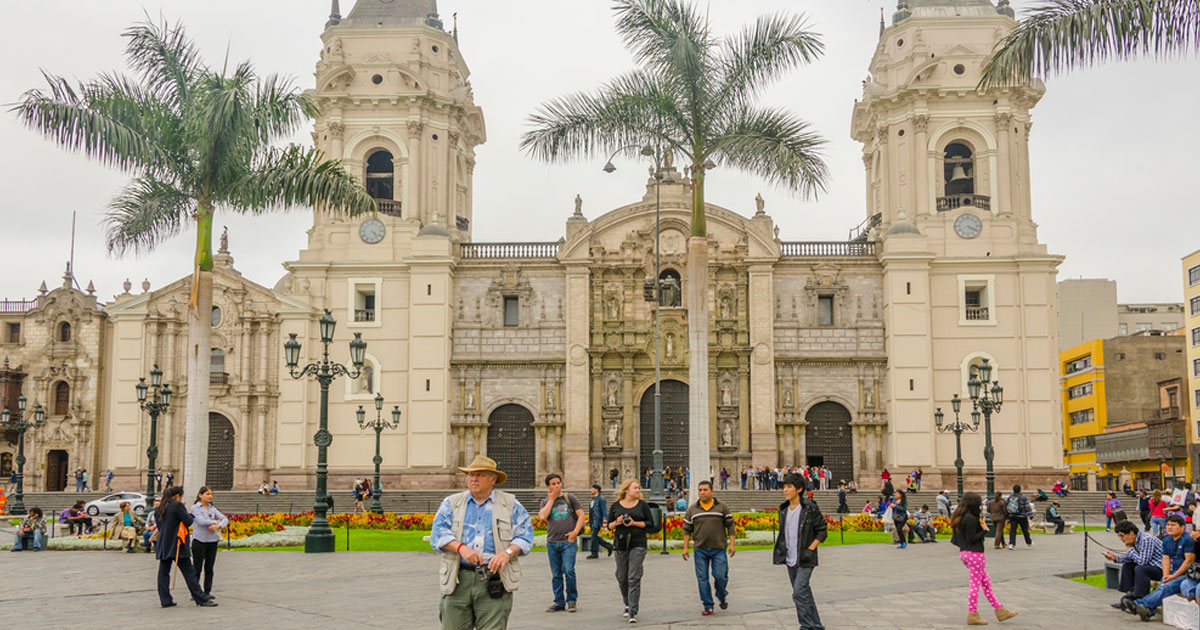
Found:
[1064,356,1092,374]
[1193,327,1200,346]
[1069,409,1095,425]
[1191,296,1200,316]
[54,381,70,415]
[1067,383,1093,399]
[58,321,71,342]
[1189,265,1200,287]
[1071,436,1095,451]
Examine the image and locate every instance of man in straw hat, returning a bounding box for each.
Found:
[431,455,535,629]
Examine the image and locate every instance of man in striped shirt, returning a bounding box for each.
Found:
[681,480,736,616]
[1104,520,1164,612]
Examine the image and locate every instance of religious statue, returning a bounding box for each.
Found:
[720,296,731,319]
[864,387,874,409]
[662,147,674,171]
[720,382,732,406]
[755,193,765,215]
[546,387,556,410]
[607,296,620,320]
[606,382,619,407]
[783,388,793,408]
[465,389,475,410]
[720,422,734,447]
[665,333,675,358]
[660,277,680,308]
[573,194,583,216]
[219,226,229,253]
[606,421,621,447]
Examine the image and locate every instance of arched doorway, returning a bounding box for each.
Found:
[486,404,535,488]
[804,402,853,483]
[45,450,68,491]
[639,380,689,473]
[207,413,235,490]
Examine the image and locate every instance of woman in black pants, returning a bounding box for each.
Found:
[189,486,228,598]
[155,486,217,608]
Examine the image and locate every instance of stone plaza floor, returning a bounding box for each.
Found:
[0,527,1150,629]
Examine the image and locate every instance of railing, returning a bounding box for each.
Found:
[459,242,560,259]
[1160,406,1182,421]
[210,372,228,385]
[0,299,36,312]
[780,241,876,257]
[354,309,376,322]
[848,213,882,241]
[936,194,991,212]
[965,306,990,321]
[374,198,402,217]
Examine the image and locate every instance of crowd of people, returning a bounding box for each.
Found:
[1108,483,1200,622]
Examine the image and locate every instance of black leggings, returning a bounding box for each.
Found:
[191,540,219,595]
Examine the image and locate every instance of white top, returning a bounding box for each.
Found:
[189,502,228,544]
[785,503,803,567]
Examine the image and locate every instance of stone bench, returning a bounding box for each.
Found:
[1033,520,1077,534]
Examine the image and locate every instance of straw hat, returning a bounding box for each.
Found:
[459,455,508,485]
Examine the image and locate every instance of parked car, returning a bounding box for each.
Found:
[85,492,147,517]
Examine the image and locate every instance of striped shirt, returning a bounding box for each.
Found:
[1117,531,1164,567]
[682,498,735,549]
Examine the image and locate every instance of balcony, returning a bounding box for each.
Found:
[210,372,228,385]
[373,198,402,217]
[0,299,36,313]
[965,306,990,321]
[459,242,559,259]
[354,309,376,323]
[1096,426,1151,464]
[1160,406,1182,421]
[780,241,876,257]
[937,194,991,212]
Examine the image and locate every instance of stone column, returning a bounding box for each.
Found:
[994,113,1013,215]
[748,265,777,467]
[407,121,424,223]
[913,114,930,215]
[562,266,592,488]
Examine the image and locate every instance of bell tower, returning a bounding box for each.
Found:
[310,0,485,248]
[856,1,1065,487]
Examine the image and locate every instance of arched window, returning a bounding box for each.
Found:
[943,142,975,195]
[658,269,682,308]
[54,381,70,415]
[58,321,72,342]
[365,150,395,201]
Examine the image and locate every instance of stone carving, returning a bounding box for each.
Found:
[719,295,732,319]
[864,386,874,409]
[606,382,619,407]
[720,382,733,407]
[665,333,675,358]
[755,193,765,215]
[783,388,793,408]
[219,226,229,253]
[606,420,621,447]
[465,389,475,410]
[659,277,680,308]
[913,114,929,133]
[607,296,620,320]
[574,194,583,216]
[546,386,555,410]
[720,421,734,447]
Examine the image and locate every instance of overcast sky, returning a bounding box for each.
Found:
[1,1,1195,305]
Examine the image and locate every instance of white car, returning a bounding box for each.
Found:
[84,492,148,517]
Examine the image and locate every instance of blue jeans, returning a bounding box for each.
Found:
[1181,578,1200,599]
[1136,576,1186,614]
[547,541,577,606]
[12,530,44,550]
[693,547,729,609]
[787,564,824,630]
[1152,516,1167,536]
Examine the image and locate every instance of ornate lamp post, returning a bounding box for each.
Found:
[136,364,172,508]
[285,309,366,553]
[1161,433,1184,489]
[967,359,1004,499]
[935,394,978,501]
[1,394,45,515]
[356,392,401,515]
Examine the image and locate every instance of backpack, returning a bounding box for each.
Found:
[1006,494,1022,515]
[1044,506,1056,520]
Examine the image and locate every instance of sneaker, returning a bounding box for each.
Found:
[628,616,637,624]
[546,605,566,613]
[702,609,714,616]
[585,555,599,560]
[898,542,907,549]
[1136,603,1154,621]
[623,608,630,619]
[1007,544,1015,550]
[719,597,728,610]
[566,602,577,613]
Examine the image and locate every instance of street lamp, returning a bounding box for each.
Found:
[935,394,979,501]
[285,309,365,553]
[137,365,173,509]
[967,359,1004,498]
[1,394,45,515]
[357,392,401,514]
[1161,433,1184,489]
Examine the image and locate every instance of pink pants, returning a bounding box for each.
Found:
[959,550,1001,613]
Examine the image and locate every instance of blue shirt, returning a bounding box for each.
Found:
[1163,533,1196,572]
[430,490,534,563]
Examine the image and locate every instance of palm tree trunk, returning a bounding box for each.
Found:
[183,206,214,499]
[686,170,710,502]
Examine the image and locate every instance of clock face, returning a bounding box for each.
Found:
[359,219,386,244]
[954,213,983,239]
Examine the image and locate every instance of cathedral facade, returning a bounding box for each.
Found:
[1,0,1065,492]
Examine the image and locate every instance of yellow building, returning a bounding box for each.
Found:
[1061,340,1106,487]
[1185,249,1200,480]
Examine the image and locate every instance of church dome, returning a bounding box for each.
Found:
[885,221,921,237]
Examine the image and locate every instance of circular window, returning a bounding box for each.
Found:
[432,133,439,141]
[371,74,383,85]
[954,64,966,75]
[897,39,904,48]
[211,306,222,328]
[898,129,905,137]
[432,45,439,53]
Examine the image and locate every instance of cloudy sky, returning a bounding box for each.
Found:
[1,0,1195,304]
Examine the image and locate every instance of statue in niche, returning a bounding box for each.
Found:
[606,382,619,407]
[607,296,620,320]
[721,382,732,406]
[720,421,734,447]
[665,333,675,358]
[546,387,556,410]
[864,387,874,409]
[783,388,793,408]
[720,296,732,319]
[660,277,681,308]
[606,420,621,447]
[465,389,475,410]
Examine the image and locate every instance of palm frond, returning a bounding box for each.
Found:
[122,18,202,108]
[981,0,1200,88]
[613,0,711,76]
[250,74,317,143]
[222,145,375,216]
[712,107,828,199]
[103,176,192,256]
[715,12,824,107]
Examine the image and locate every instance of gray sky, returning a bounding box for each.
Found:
[1,1,1196,304]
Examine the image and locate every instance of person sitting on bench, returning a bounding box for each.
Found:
[1131,514,1195,621]
[1104,520,1164,614]
[11,507,47,551]
[1045,502,1066,534]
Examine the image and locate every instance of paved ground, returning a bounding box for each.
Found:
[0,528,1152,629]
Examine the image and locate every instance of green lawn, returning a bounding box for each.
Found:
[1071,573,1107,588]
[236,529,925,552]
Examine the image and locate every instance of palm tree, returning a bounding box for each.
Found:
[521,0,829,498]
[13,19,375,497]
[981,0,1199,88]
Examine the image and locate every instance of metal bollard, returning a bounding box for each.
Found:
[1082,509,1088,579]
[102,519,108,550]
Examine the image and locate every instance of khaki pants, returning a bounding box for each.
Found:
[440,567,513,630]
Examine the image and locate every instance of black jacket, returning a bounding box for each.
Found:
[773,497,828,568]
[154,501,193,561]
[951,515,986,553]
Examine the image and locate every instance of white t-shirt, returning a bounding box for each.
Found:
[785,503,803,567]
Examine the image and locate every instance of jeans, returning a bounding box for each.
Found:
[1152,516,1167,536]
[143,529,155,551]
[912,523,937,542]
[1136,576,1187,614]
[588,522,612,556]
[1120,561,1164,600]
[615,547,646,616]
[547,541,578,606]
[1007,516,1032,546]
[720,478,728,490]
[692,547,729,609]
[1106,515,1114,529]
[787,564,824,630]
[1181,578,1200,599]
[12,530,44,550]
[1047,517,1065,534]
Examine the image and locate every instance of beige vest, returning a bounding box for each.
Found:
[437,490,523,595]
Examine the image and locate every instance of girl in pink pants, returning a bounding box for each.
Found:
[950,492,1018,626]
